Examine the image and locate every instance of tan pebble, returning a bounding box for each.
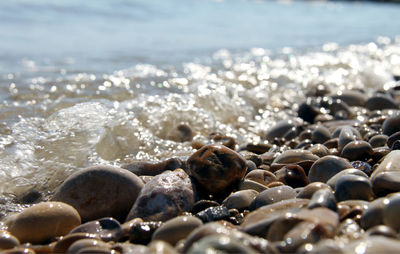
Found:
[53,233,100,253]
[308,144,329,157]
[245,169,276,186]
[53,165,144,222]
[67,239,110,253]
[266,181,285,188]
[152,216,202,246]
[187,144,247,195]
[6,201,81,244]
[250,186,296,210]
[371,150,400,179]
[308,155,352,183]
[222,190,258,210]
[238,179,268,192]
[272,149,319,164]
[0,230,20,250]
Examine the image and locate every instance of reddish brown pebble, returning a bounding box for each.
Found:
[187,144,247,194]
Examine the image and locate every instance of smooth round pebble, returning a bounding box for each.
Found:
[275,164,309,188]
[152,216,202,245]
[67,239,110,254]
[187,235,257,254]
[187,144,247,195]
[308,155,353,183]
[1,248,35,254]
[343,236,400,253]
[340,141,373,162]
[148,240,177,254]
[272,149,319,164]
[245,169,277,186]
[0,231,20,250]
[366,225,397,238]
[6,201,81,244]
[250,186,296,210]
[334,175,374,202]
[365,94,398,111]
[360,197,388,230]
[52,165,144,221]
[369,134,389,148]
[296,182,332,199]
[311,125,331,144]
[326,168,368,189]
[383,195,400,231]
[308,188,337,211]
[382,114,400,136]
[238,179,268,192]
[371,150,400,180]
[222,190,258,210]
[265,120,297,141]
[308,144,329,157]
[53,233,100,253]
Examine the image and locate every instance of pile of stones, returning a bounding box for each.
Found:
[3,86,400,253]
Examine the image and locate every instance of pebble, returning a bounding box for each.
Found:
[195,206,230,223]
[365,94,398,111]
[275,164,309,188]
[0,230,19,250]
[112,242,149,254]
[249,185,297,210]
[1,248,36,254]
[330,90,366,107]
[126,169,195,222]
[296,182,332,199]
[307,188,337,211]
[265,120,297,141]
[387,131,400,148]
[6,201,81,244]
[308,144,329,157]
[371,150,400,181]
[222,190,258,211]
[187,234,257,254]
[334,175,374,202]
[191,200,219,214]
[152,216,202,246]
[52,165,144,221]
[122,158,184,176]
[369,134,389,148]
[382,113,400,136]
[127,221,163,245]
[326,168,369,189]
[311,125,331,144]
[244,169,277,186]
[382,194,400,231]
[337,126,357,151]
[342,236,400,253]
[308,155,353,183]
[340,140,373,161]
[298,100,321,123]
[187,144,247,195]
[67,238,110,253]
[70,217,122,242]
[239,179,268,192]
[148,240,177,254]
[272,149,319,164]
[372,171,400,196]
[53,233,100,253]
[365,225,397,238]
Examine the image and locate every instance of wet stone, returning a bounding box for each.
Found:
[126,169,195,222]
[308,155,353,183]
[311,125,331,144]
[53,165,144,222]
[187,144,247,195]
[296,182,332,199]
[369,134,389,148]
[383,194,400,231]
[372,171,400,196]
[53,233,100,253]
[343,236,400,254]
[382,113,400,136]
[6,201,81,244]
[127,221,163,245]
[298,100,320,123]
[326,168,368,190]
[112,242,149,254]
[238,179,268,192]
[308,188,337,211]
[195,206,230,223]
[365,94,398,111]
[265,120,297,142]
[191,200,220,214]
[366,225,397,238]
[0,230,20,250]
[152,216,202,246]
[275,164,309,188]
[340,140,373,162]
[337,126,357,151]
[387,131,400,148]
[122,158,184,176]
[351,161,373,176]
[371,150,400,180]
[308,144,329,158]
[245,169,277,186]
[1,248,36,254]
[272,149,319,165]
[148,240,177,254]
[250,185,296,210]
[67,238,110,254]
[222,190,258,211]
[187,235,257,254]
[334,174,374,202]
[331,90,366,107]
[70,217,122,242]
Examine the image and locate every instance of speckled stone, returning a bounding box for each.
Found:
[308,155,353,183]
[222,190,258,211]
[250,186,297,210]
[187,144,247,195]
[334,175,374,202]
[152,216,202,245]
[53,165,144,221]
[6,201,81,244]
[0,231,20,250]
[126,169,195,222]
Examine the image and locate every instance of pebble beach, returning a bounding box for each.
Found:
[2,0,400,253]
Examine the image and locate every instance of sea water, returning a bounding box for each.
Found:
[0,0,400,216]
